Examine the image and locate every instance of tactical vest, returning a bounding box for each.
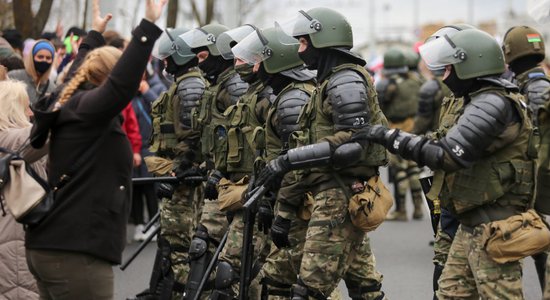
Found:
[265,81,316,161]
[191,69,238,170]
[296,64,388,177]
[383,74,421,123]
[536,97,550,213]
[428,87,535,218]
[223,81,269,174]
[150,70,204,157]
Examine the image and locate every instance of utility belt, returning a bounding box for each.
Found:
[459,205,524,233]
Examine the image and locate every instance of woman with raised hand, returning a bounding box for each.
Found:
[25,1,166,299]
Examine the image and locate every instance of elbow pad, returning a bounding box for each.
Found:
[286,141,332,170]
[385,129,444,169]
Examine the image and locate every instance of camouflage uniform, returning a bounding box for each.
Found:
[149,67,207,295]
[377,58,423,221]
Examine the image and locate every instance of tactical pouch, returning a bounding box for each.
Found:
[297,192,314,221]
[217,176,249,212]
[150,92,177,154]
[348,176,393,232]
[482,209,550,264]
[227,127,243,168]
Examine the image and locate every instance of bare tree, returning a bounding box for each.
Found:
[0,0,14,30]
[13,0,55,39]
[167,0,179,28]
[189,0,215,26]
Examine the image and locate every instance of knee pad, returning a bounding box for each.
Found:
[183,225,212,300]
[189,225,209,260]
[210,261,236,300]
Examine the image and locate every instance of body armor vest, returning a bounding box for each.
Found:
[265,81,316,161]
[382,74,421,123]
[150,69,205,157]
[223,81,272,175]
[192,68,241,169]
[429,87,535,218]
[296,64,388,178]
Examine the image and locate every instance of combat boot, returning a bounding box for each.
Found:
[386,193,407,221]
[412,189,424,220]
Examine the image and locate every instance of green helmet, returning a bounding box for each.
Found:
[152,28,195,66]
[178,23,229,56]
[276,7,353,48]
[404,49,420,69]
[502,26,545,65]
[425,23,476,44]
[231,27,303,74]
[420,29,505,79]
[383,47,408,74]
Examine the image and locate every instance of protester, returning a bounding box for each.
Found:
[24,0,166,299]
[0,80,48,300]
[7,39,57,104]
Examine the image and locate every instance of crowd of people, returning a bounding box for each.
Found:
[1,1,550,300]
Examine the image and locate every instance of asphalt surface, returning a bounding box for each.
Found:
[115,167,542,299]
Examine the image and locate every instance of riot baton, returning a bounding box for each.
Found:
[132,176,206,185]
[239,184,268,300]
[143,212,160,234]
[189,230,230,300]
[120,225,160,271]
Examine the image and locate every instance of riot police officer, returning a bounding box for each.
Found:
[353,28,535,299]
[503,24,550,291]
[377,47,424,221]
[255,7,389,299]
[178,23,249,298]
[148,27,207,298]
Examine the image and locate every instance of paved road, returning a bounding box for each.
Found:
[115,168,541,299]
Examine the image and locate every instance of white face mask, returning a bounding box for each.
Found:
[161,69,174,83]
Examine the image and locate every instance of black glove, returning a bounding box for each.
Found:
[270,215,291,249]
[175,166,205,187]
[351,124,390,147]
[257,200,274,234]
[157,182,175,199]
[254,155,291,191]
[204,170,224,200]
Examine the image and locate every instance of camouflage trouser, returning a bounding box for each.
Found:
[433,226,453,267]
[159,184,204,295]
[389,154,423,212]
[218,209,268,299]
[437,225,523,299]
[299,187,385,299]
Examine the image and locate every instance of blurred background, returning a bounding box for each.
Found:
[1,0,548,72]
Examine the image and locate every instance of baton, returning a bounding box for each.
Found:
[120,225,160,271]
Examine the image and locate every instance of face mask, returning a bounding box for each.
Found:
[443,66,473,98]
[34,61,52,74]
[235,63,256,83]
[257,64,272,85]
[298,46,321,70]
[198,55,219,78]
[164,57,179,75]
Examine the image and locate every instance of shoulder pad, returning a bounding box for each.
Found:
[477,77,519,92]
[224,73,249,100]
[525,78,550,107]
[327,69,366,90]
[443,93,516,168]
[277,88,311,141]
[177,76,206,101]
[419,79,440,98]
[326,69,370,130]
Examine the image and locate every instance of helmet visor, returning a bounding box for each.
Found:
[152,30,176,60]
[179,28,216,49]
[231,30,271,65]
[425,26,462,44]
[419,34,465,70]
[274,22,301,46]
[276,10,320,39]
[216,25,256,60]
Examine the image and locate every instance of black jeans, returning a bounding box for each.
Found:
[26,249,114,300]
